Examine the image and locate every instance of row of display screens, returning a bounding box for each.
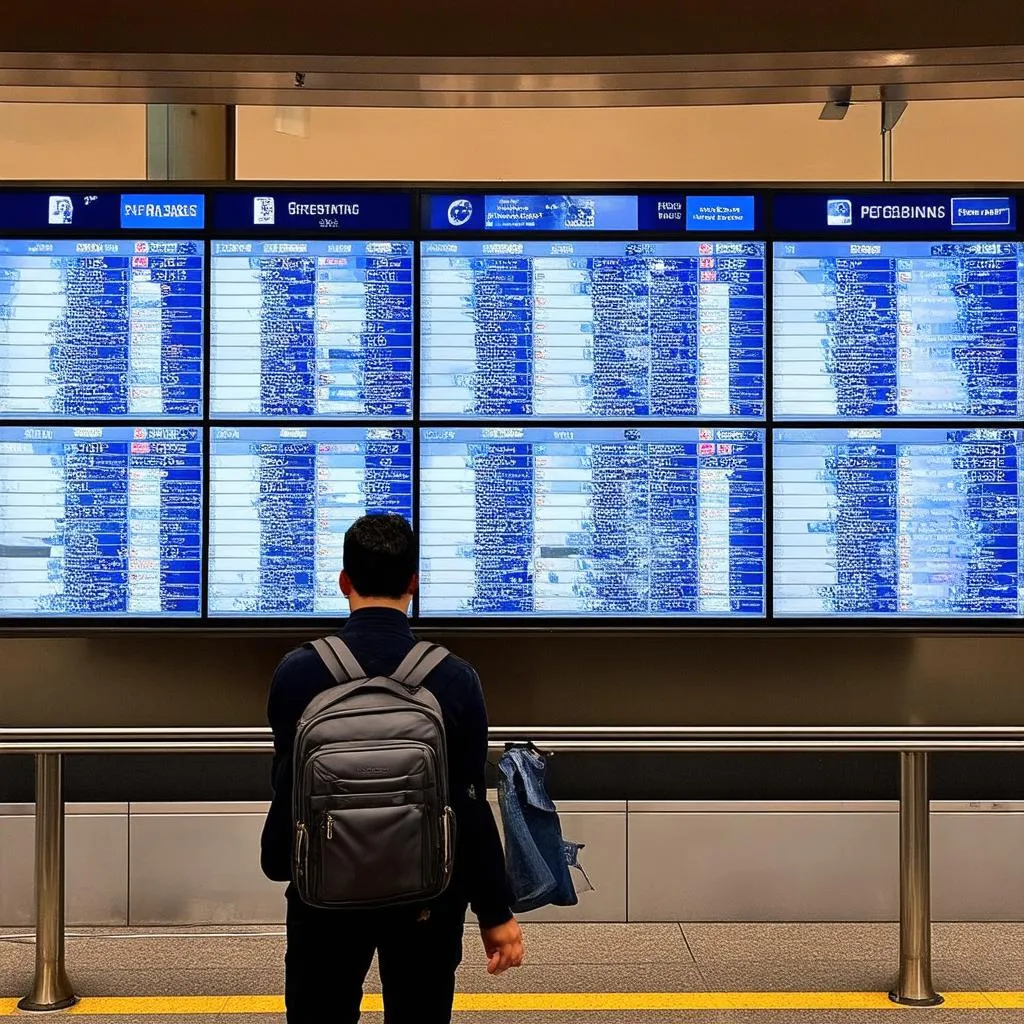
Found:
[1,188,1017,235]
[1,237,1023,421]
[2,423,1023,623]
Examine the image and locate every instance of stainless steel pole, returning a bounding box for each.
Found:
[881,128,894,182]
[890,752,942,1006]
[18,754,77,1011]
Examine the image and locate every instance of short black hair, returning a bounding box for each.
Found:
[343,514,417,599]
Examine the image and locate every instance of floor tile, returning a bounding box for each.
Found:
[454,961,707,993]
[934,922,1024,960]
[515,923,691,965]
[683,923,898,966]
[69,969,283,998]
[699,962,896,993]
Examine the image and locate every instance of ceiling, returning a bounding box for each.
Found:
[4,1,1024,107]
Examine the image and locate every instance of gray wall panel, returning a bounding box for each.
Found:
[932,810,1024,921]
[0,813,127,927]
[129,812,285,925]
[628,810,900,922]
[0,802,1016,926]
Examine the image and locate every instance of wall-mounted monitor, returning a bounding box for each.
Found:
[773,427,1022,618]
[0,239,204,419]
[0,425,203,617]
[1,183,1021,631]
[209,240,413,418]
[419,426,766,618]
[208,426,413,617]
[420,240,765,420]
[773,241,1023,419]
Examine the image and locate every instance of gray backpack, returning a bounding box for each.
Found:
[291,636,455,910]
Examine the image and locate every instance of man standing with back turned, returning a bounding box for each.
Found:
[262,513,524,1023]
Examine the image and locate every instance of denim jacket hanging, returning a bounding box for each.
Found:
[496,745,585,913]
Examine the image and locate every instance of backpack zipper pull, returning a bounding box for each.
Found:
[295,822,308,876]
[326,815,333,840]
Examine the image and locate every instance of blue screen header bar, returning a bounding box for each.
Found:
[423,193,759,232]
[210,191,413,233]
[772,191,1018,234]
[3,186,1022,238]
[0,191,206,231]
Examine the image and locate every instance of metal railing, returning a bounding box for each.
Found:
[3,725,1024,1011]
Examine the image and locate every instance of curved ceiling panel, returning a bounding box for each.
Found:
[3,1,1024,106]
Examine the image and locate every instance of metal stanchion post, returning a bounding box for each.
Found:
[18,753,77,1012]
[890,752,942,1006]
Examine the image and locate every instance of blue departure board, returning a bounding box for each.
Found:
[209,240,413,418]
[774,241,1024,419]
[422,193,759,233]
[0,425,202,617]
[208,426,414,616]
[419,427,766,617]
[773,428,1023,618]
[0,240,204,418]
[420,241,765,419]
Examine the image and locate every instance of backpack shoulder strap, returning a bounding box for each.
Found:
[308,635,365,684]
[391,641,450,691]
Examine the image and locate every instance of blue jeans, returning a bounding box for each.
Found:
[497,746,578,913]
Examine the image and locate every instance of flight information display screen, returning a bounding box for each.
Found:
[0,425,202,617]
[774,428,1023,618]
[419,427,766,617]
[209,240,413,418]
[6,183,1024,630]
[420,241,765,419]
[774,241,1024,419]
[0,240,204,418]
[208,426,414,616]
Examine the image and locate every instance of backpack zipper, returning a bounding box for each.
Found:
[295,822,309,877]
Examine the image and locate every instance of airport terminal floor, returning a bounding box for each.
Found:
[0,922,1021,1023]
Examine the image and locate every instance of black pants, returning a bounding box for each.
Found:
[285,889,469,1024]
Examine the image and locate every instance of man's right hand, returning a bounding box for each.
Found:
[481,917,525,975]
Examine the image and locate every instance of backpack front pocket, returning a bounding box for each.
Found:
[315,798,435,904]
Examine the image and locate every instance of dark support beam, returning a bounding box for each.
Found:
[6,0,1024,57]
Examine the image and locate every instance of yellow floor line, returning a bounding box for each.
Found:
[0,992,1018,1014]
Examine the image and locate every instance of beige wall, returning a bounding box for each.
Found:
[893,100,1024,181]
[0,104,147,180]
[234,100,1024,182]
[1,100,1023,182]
[234,103,884,181]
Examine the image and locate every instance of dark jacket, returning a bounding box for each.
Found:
[261,606,513,929]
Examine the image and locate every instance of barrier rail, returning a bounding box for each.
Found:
[4,725,1024,1010]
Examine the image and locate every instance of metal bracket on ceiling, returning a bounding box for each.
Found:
[819,86,853,120]
[882,94,909,132]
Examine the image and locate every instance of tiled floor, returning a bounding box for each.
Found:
[0,923,1020,1021]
